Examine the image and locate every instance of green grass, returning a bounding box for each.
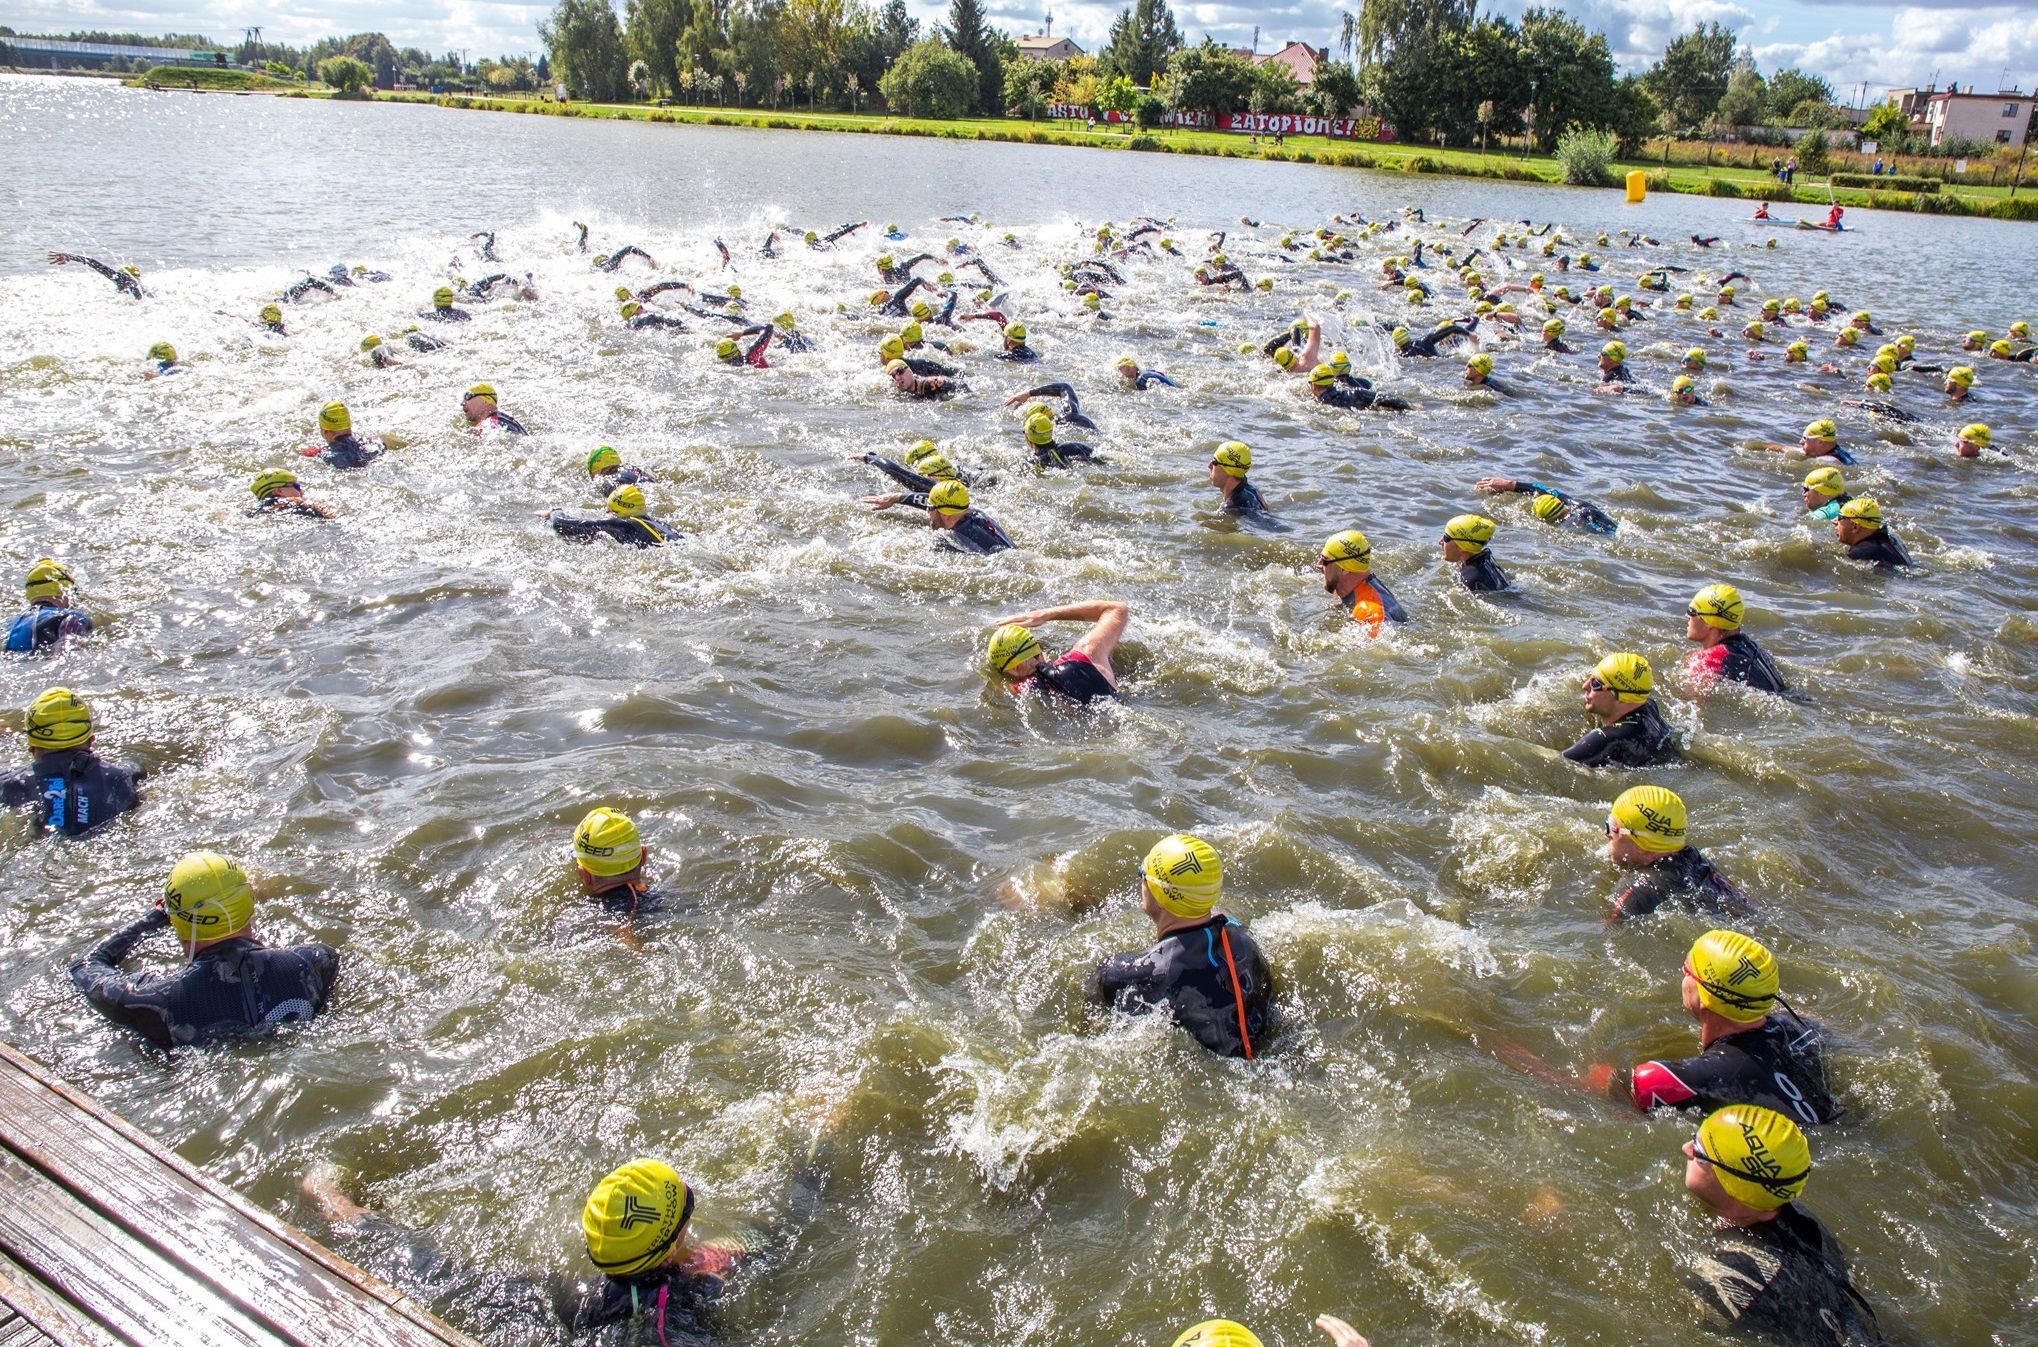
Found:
[376,92,2038,222]
[131,65,300,91]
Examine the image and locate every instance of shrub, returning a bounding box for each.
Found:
[1705,177,1743,198]
[877,39,977,119]
[1831,172,1938,194]
[1991,197,2038,222]
[317,55,373,94]
[1553,128,1618,186]
[1126,134,1164,152]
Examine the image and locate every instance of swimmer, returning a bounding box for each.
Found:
[298,402,384,469]
[1602,786,1750,919]
[875,276,937,317]
[1783,340,1810,365]
[1004,381,1097,430]
[548,484,678,548]
[1324,352,1371,391]
[1682,584,1786,695]
[1566,653,1675,768]
[570,807,669,915]
[1835,498,1911,569]
[1,689,144,836]
[1388,322,1476,358]
[848,438,985,492]
[1541,318,1575,353]
[716,329,773,367]
[1310,364,1409,411]
[587,445,654,497]
[885,358,963,399]
[1089,834,1273,1059]
[1439,514,1510,591]
[423,286,470,322]
[620,301,687,331]
[1022,412,1097,470]
[404,326,446,353]
[861,480,1014,554]
[595,244,656,271]
[1316,530,1407,634]
[1116,352,1182,389]
[7,560,94,655]
[1208,441,1269,514]
[714,237,731,269]
[1753,418,1854,465]
[143,341,182,379]
[1960,329,1987,352]
[1987,338,2036,364]
[1266,317,1322,372]
[70,851,340,1048]
[878,336,956,378]
[1955,423,1994,459]
[1680,1107,1883,1344]
[995,322,1040,363]
[1192,261,1248,289]
[250,469,335,520]
[466,272,538,301]
[1475,478,1616,535]
[983,600,1127,705]
[1799,465,1852,521]
[1943,366,1974,401]
[1462,352,1512,393]
[898,320,946,354]
[256,303,286,335]
[47,251,148,298]
[462,383,528,434]
[470,230,499,262]
[1670,375,1705,406]
[767,311,812,352]
[877,252,939,285]
[280,274,338,303]
[1595,340,1632,391]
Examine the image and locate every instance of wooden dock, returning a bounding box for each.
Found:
[0,1041,477,1347]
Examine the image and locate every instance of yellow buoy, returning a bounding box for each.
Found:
[1625,169,1646,204]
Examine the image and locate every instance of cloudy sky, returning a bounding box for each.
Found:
[8,0,2035,97]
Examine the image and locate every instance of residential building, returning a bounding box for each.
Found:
[1015,35,1084,62]
[1889,86,2029,149]
[1225,40,1330,87]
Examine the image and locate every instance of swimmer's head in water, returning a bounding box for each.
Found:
[251,468,300,501]
[606,484,647,518]
[1608,784,1685,854]
[868,290,889,306]
[1543,318,1565,337]
[1308,363,1336,388]
[147,341,176,364]
[1591,651,1653,704]
[1083,293,1102,310]
[1959,422,1991,451]
[985,625,1043,678]
[1782,297,1802,314]
[1686,930,1778,1025]
[1803,465,1845,499]
[876,254,893,271]
[1839,496,1883,530]
[772,310,796,331]
[573,807,642,876]
[1114,353,1140,376]
[1760,299,1780,317]
[587,445,621,474]
[584,1159,692,1277]
[360,334,382,351]
[1328,352,1352,375]
[319,401,352,434]
[432,286,454,309]
[1442,513,1496,554]
[1693,1105,1809,1212]
[1211,441,1251,477]
[912,449,959,481]
[23,559,75,605]
[1532,491,1568,522]
[1865,372,1892,393]
[1142,833,1222,919]
[1785,340,1808,360]
[1836,328,1859,347]
[613,286,631,302]
[1675,293,1693,310]
[1272,347,1297,369]
[1004,323,1028,344]
[25,686,93,752]
[619,301,641,318]
[1600,341,1625,366]
[1171,1321,1264,1347]
[1990,339,2014,357]
[910,301,932,321]
[1801,419,1836,448]
[927,480,971,516]
[1718,285,1735,301]
[1688,582,1744,630]
[465,383,497,408]
[878,336,905,362]
[715,337,739,361]
[1319,529,1372,573]
[2012,321,2032,341]
[1024,413,1055,446]
[1671,374,1697,399]
[1850,310,1871,327]
[260,303,282,324]
[1869,353,1896,374]
[1744,320,1765,340]
[899,322,924,345]
[163,850,256,943]
[1465,352,1494,380]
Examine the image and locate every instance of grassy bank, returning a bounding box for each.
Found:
[134,65,301,91]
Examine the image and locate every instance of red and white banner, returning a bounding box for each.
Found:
[1044,105,1380,140]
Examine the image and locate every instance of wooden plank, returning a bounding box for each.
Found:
[0,1320,57,1347]
[0,1045,476,1347]
[0,1248,134,1347]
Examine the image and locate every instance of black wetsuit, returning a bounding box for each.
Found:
[1563,699,1675,768]
[1845,529,1912,570]
[0,749,143,836]
[1520,483,1617,534]
[1453,551,1511,592]
[1222,480,1269,514]
[475,411,527,436]
[897,496,1013,554]
[282,276,337,302]
[1609,847,1750,919]
[1031,438,1097,471]
[1690,1205,1884,1347]
[1691,633,1788,695]
[593,466,655,497]
[70,256,147,298]
[1090,914,1273,1059]
[1126,369,1177,389]
[424,305,471,323]
[880,277,934,317]
[405,331,446,353]
[856,455,983,493]
[1315,385,1410,411]
[1020,383,1098,431]
[597,245,655,272]
[256,498,333,521]
[316,433,383,470]
[880,254,939,285]
[627,311,688,331]
[902,355,958,378]
[70,908,339,1050]
[995,343,1042,363]
[1394,323,1476,357]
[549,511,678,548]
[6,603,94,654]
[1632,1014,1837,1126]
[1024,652,1116,705]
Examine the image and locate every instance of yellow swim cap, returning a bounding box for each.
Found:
[1802,418,1836,442]
[147,342,176,363]
[1840,497,1883,529]
[911,449,958,481]
[2012,320,2032,340]
[1671,375,1696,395]
[1005,322,1027,343]
[26,687,92,752]
[1466,353,1494,377]
[1608,784,1685,854]
[1684,348,1707,366]
[1959,422,1991,448]
[885,358,909,375]
[1695,1106,1809,1211]
[1596,306,1617,324]
[1531,492,1567,522]
[1328,351,1352,375]
[1689,583,1743,630]
[1142,833,1222,919]
[318,401,352,433]
[1593,651,1653,704]
[1991,339,2014,357]
[1308,363,1335,387]
[1212,441,1251,476]
[1803,465,1845,498]
[1272,347,1296,369]
[1869,354,1895,375]
[900,321,924,344]
[360,334,382,351]
[583,1159,692,1276]
[716,337,738,360]
[1719,285,1736,299]
[606,484,647,518]
[868,289,889,306]
[876,253,894,270]
[1320,529,1371,572]
[619,301,642,318]
[1786,340,1808,358]
[251,468,300,500]
[573,807,642,876]
[1836,328,1859,346]
[260,304,281,324]
[1865,372,1892,393]
[1171,1322,1264,1347]
[587,445,622,473]
[772,310,795,330]
[1083,293,1102,309]
[1024,413,1055,446]
[1947,366,1975,388]
[878,336,905,361]
[163,851,256,942]
[433,286,454,308]
[1543,318,1565,336]
[24,559,75,604]
[985,624,1043,676]
[614,285,632,301]
[1851,310,1870,325]
[1686,930,1778,1025]
[1443,514,1497,552]
[1601,341,1625,363]
[1744,321,1765,339]
[1390,325,1410,345]
[910,301,932,320]
[927,480,970,515]
[466,383,497,405]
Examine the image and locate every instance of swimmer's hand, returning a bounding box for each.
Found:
[996,609,1050,628]
[1000,391,1032,407]
[1474,477,1520,494]
[860,493,903,510]
[298,445,322,457]
[1314,1315,1370,1347]
[843,453,874,464]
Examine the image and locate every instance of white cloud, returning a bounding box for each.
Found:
[1755,7,2038,92]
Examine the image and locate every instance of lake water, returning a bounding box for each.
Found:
[2,72,2035,1346]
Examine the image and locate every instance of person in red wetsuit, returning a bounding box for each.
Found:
[1682,583,1787,695]
[1624,930,1838,1126]
[983,600,1126,704]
